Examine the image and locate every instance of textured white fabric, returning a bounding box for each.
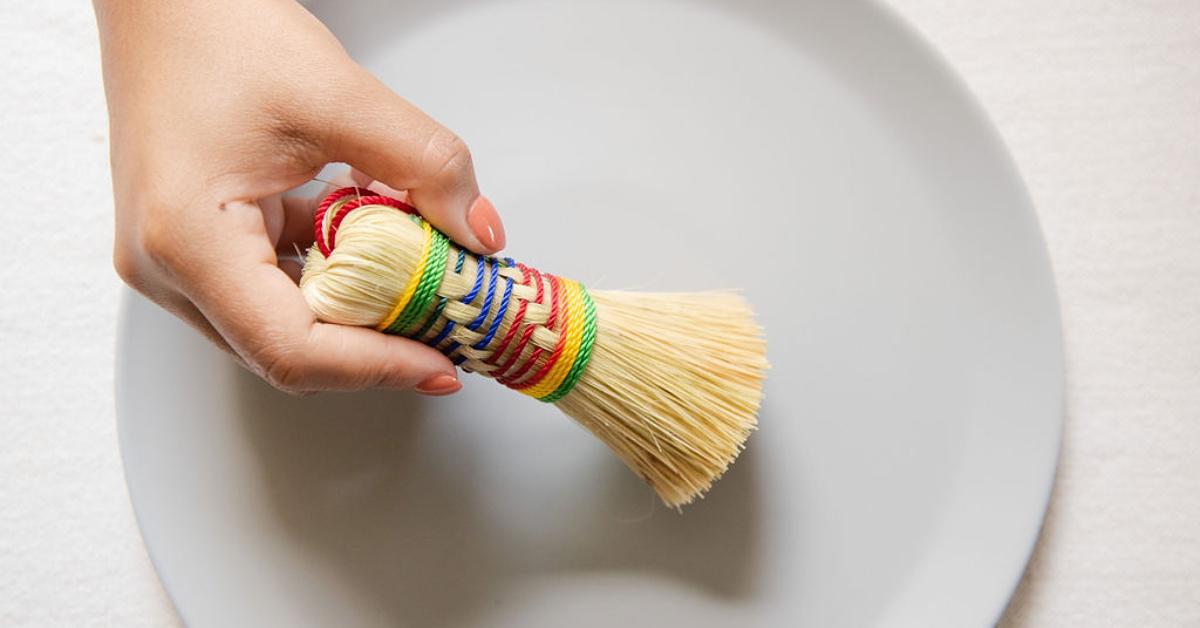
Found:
[888,2,1200,626]
[0,3,181,627]
[0,2,1196,626]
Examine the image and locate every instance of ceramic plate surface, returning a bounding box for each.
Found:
[118,1,1063,626]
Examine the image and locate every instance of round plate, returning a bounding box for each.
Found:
[117,1,1063,626]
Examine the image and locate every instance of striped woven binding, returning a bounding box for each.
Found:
[314,188,598,402]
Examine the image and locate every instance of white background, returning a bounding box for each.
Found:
[1,1,1196,626]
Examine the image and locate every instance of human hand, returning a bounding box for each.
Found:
[94,0,505,394]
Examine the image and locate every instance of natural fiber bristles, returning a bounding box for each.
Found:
[555,291,766,506]
[300,191,768,507]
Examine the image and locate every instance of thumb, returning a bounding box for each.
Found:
[324,72,505,255]
[184,214,462,394]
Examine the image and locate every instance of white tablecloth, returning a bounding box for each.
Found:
[1,2,1196,626]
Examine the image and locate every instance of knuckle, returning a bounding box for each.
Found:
[423,127,474,184]
[136,203,185,275]
[258,345,311,394]
[112,241,145,289]
[112,197,176,290]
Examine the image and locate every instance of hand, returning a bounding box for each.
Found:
[94,0,506,395]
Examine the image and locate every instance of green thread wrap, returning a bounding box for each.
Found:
[383,225,449,335]
[540,286,597,403]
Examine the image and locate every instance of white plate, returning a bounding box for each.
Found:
[117,1,1063,626]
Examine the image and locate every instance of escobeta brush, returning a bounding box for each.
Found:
[300,187,767,507]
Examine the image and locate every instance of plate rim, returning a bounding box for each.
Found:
[116,1,1065,625]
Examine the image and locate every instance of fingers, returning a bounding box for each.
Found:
[184,199,460,395]
[321,74,505,255]
[159,290,242,365]
[348,169,409,203]
[347,167,373,189]
[276,194,320,254]
[274,322,462,395]
[272,170,390,284]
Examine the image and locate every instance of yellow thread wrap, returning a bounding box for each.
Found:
[520,278,587,399]
[375,220,434,331]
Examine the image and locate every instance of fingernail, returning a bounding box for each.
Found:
[415,373,462,396]
[467,195,505,252]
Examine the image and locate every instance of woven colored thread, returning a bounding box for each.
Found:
[474,275,513,349]
[466,257,500,331]
[507,275,574,395]
[329,195,409,242]
[462,254,485,304]
[487,262,544,377]
[313,187,361,256]
[331,194,414,229]
[540,286,597,403]
[314,188,415,256]
[385,228,447,334]
[482,264,534,366]
[435,253,486,361]
[507,274,570,393]
[411,295,448,339]
[488,264,536,356]
[472,258,518,352]
[414,249,466,343]
[313,188,600,402]
[484,268,537,380]
[314,196,352,256]
[422,252,466,343]
[430,315,456,347]
[497,269,561,387]
[384,223,449,335]
[496,268,556,384]
[517,277,587,399]
[375,220,434,332]
[312,187,357,231]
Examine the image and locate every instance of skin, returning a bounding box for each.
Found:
[93,0,506,395]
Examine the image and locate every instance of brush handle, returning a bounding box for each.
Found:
[310,187,597,403]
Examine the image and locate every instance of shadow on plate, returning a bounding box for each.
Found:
[236,371,763,627]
